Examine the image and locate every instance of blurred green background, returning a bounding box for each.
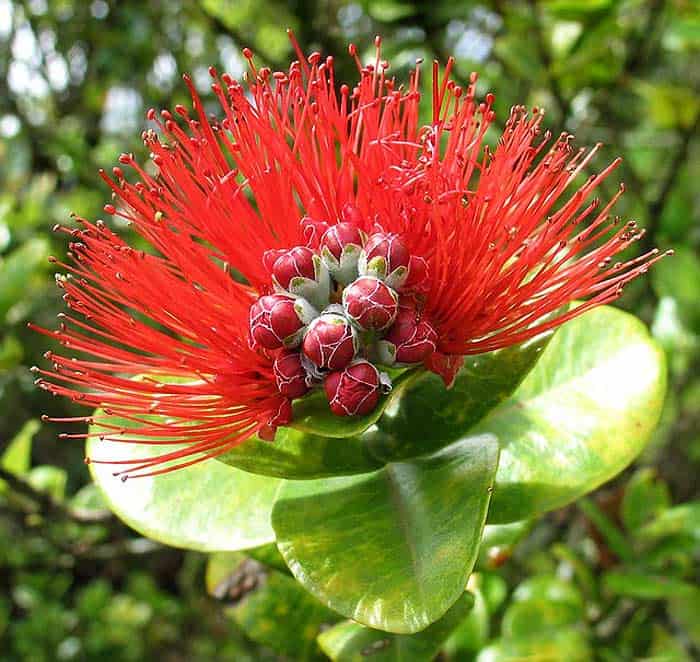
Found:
[0,0,698,660]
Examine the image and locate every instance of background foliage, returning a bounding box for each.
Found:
[0,0,698,659]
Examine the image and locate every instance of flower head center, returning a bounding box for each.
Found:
[249,215,436,421]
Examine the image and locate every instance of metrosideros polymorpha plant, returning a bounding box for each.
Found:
[31,33,670,654]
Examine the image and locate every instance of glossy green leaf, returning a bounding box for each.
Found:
[272,434,498,633]
[87,415,281,551]
[317,593,474,662]
[369,332,554,462]
[217,425,383,479]
[245,543,291,574]
[477,306,666,523]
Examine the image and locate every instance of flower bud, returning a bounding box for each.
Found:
[403,255,429,293]
[377,307,437,365]
[300,216,330,249]
[319,222,365,285]
[324,360,381,416]
[302,312,358,370]
[249,294,308,350]
[268,246,330,309]
[273,350,311,398]
[340,202,364,227]
[342,276,399,331]
[359,232,410,289]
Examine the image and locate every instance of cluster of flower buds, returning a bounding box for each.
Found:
[249,208,437,430]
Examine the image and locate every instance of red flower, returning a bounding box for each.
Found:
[32,34,668,477]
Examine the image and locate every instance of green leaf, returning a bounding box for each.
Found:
[369,332,553,462]
[639,502,700,542]
[272,434,499,633]
[87,414,281,551]
[652,247,700,331]
[1,419,39,477]
[478,306,667,523]
[443,585,490,657]
[317,593,474,662]
[217,425,383,479]
[476,628,592,662]
[603,571,696,600]
[621,468,671,533]
[668,588,700,648]
[245,542,291,574]
[27,466,67,502]
[511,574,584,610]
[502,599,583,638]
[0,237,50,321]
[69,483,109,515]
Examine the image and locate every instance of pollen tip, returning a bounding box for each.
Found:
[41,414,49,422]
[84,456,91,464]
[665,249,675,256]
[121,475,128,483]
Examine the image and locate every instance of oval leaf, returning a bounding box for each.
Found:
[87,416,280,551]
[318,593,474,661]
[478,306,666,523]
[272,434,499,634]
[370,331,554,461]
[217,425,383,479]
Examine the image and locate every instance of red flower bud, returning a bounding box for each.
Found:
[270,246,316,290]
[340,202,364,227]
[320,222,365,284]
[262,248,286,273]
[342,276,399,331]
[325,360,381,416]
[273,350,310,398]
[267,245,330,308]
[300,216,330,249]
[360,232,410,287]
[403,255,429,292]
[249,294,305,350]
[302,312,358,370]
[379,307,437,364]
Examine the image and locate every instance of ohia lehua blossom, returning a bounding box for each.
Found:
[31,33,669,478]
